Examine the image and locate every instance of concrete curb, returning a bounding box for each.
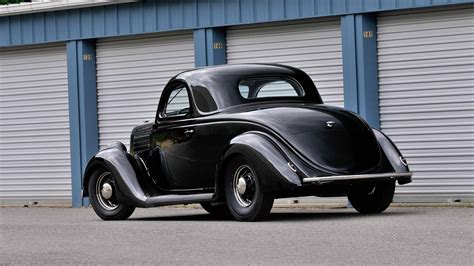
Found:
[2,202,472,209]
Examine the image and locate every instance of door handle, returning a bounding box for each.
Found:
[184,129,195,135]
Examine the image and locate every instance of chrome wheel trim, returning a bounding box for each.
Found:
[95,172,119,211]
[232,165,256,207]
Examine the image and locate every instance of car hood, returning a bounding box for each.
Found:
[228,103,382,174]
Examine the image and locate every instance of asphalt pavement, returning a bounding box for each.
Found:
[1,205,473,264]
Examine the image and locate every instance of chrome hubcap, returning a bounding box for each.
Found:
[101,183,113,199]
[236,177,247,195]
[96,172,119,211]
[233,165,256,207]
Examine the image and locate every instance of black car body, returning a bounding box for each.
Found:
[83,64,412,221]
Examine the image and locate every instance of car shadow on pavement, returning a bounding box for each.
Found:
[266,210,413,222]
[127,209,414,222]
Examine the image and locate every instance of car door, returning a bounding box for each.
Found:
[151,84,200,189]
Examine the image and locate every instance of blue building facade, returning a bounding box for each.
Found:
[0,0,473,206]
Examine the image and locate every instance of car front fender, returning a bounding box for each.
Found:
[82,145,148,206]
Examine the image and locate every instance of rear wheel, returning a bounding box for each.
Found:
[347,180,395,214]
[224,156,274,221]
[88,167,135,220]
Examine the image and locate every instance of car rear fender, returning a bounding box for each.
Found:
[372,129,412,184]
[214,132,302,200]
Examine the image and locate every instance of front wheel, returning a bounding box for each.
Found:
[347,180,395,214]
[224,156,274,221]
[88,167,135,220]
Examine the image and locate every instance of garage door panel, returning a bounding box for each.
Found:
[1,67,67,80]
[381,120,473,131]
[97,86,164,97]
[227,31,341,43]
[0,62,67,74]
[389,132,474,142]
[378,7,474,203]
[97,106,152,116]
[379,6,474,202]
[97,51,195,67]
[227,46,342,60]
[379,71,472,85]
[380,106,474,117]
[0,43,71,205]
[378,48,471,63]
[380,84,473,95]
[378,15,473,31]
[378,56,473,71]
[98,42,194,55]
[0,53,66,66]
[380,87,474,100]
[378,25,473,42]
[379,64,474,79]
[96,58,195,73]
[0,91,69,104]
[96,32,195,150]
[0,79,68,91]
[227,19,344,108]
[98,70,185,83]
[228,38,341,52]
[98,98,160,109]
[380,112,474,122]
[383,126,474,137]
[0,110,69,121]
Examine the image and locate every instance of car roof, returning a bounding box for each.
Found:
[166,63,323,112]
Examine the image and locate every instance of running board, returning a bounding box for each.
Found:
[144,193,213,208]
[302,172,413,183]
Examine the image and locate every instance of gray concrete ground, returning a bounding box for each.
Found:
[1,206,473,265]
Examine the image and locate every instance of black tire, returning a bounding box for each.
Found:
[347,180,396,214]
[200,202,231,218]
[224,156,274,221]
[88,167,135,220]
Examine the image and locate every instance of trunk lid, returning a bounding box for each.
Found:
[242,104,382,174]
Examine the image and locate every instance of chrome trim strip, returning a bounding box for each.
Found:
[302,172,413,183]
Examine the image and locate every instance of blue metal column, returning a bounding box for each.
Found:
[67,41,82,208]
[67,40,99,207]
[341,14,380,129]
[194,27,227,67]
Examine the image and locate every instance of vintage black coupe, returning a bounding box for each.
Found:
[83,64,412,221]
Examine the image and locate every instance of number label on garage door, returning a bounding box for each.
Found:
[83,54,93,61]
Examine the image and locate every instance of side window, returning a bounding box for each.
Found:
[256,80,299,98]
[164,86,190,117]
[238,84,250,98]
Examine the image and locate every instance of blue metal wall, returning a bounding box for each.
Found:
[1,0,473,47]
[2,0,473,206]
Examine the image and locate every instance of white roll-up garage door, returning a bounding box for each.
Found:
[0,44,71,205]
[227,19,344,107]
[96,32,195,149]
[377,6,474,202]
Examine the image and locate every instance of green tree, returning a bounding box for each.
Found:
[1,0,28,5]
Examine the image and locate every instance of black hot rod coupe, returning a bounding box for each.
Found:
[83,64,412,221]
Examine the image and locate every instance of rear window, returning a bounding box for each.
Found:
[238,77,304,99]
